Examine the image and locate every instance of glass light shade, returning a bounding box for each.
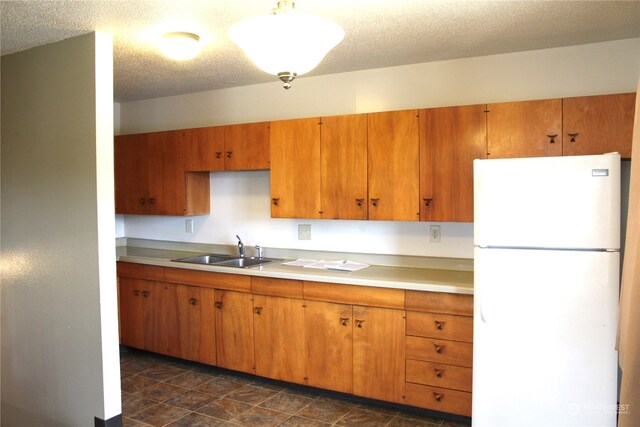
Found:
[229,11,344,77]
[162,32,200,61]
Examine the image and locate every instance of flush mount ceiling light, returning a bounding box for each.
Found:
[229,0,344,89]
[162,32,201,61]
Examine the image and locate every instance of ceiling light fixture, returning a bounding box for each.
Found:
[162,32,201,61]
[229,0,344,89]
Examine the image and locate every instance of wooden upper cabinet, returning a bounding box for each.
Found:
[115,133,149,215]
[270,118,322,218]
[562,93,636,158]
[420,105,487,223]
[188,126,225,171]
[487,99,562,159]
[224,122,270,170]
[320,114,368,220]
[367,110,420,221]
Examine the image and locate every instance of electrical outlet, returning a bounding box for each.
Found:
[429,225,441,243]
[298,224,311,240]
[185,218,194,233]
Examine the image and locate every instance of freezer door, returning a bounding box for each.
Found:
[472,247,619,427]
[474,154,620,249]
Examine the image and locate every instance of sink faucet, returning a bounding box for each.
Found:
[254,245,264,259]
[236,235,244,257]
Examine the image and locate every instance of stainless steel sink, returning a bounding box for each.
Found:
[172,254,281,268]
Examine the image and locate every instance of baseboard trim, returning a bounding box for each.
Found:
[95,414,122,427]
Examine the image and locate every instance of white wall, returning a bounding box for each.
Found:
[1,33,121,425]
[119,38,640,259]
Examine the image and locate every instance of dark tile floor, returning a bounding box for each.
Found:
[120,349,471,427]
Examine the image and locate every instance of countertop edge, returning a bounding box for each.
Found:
[117,253,474,296]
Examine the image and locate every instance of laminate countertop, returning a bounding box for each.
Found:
[116,246,473,295]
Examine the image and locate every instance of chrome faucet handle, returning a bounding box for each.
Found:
[254,245,264,259]
[236,235,244,257]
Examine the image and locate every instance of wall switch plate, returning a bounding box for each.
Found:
[429,225,441,243]
[298,224,311,240]
[186,218,194,233]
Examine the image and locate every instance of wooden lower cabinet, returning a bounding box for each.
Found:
[304,300,353,394]
[253,294,306,384]
[118,276,156,350]
[215,290,255,374]
[353,306,405,404]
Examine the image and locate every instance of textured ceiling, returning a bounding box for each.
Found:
[1,1,639,102]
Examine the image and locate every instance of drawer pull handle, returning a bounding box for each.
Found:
[149,198,155,205]
[433,392,444,402]
[139,198,146,205]
[434,344,445,354]
[340,317,349,326]
[423,198,432,207]
[435,369,444,378]
[133,289,140,296]
[371,198,380,207]
[547,134,558,144]
[355,198,364,207]
[226,151,233,158]
[189,298,197,305]
[435,320,445,330]
[355,319,365,328]
[215,152,222,159]
[272,198,280,206]
[567,132,579,142]
[215,301,223,309]
[254,307,263,315]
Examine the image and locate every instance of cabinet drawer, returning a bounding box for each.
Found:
[252,277,303,298]
[405,382,471,417]
[406,311,473,342]
[406,336,472,367]
[304,281,404,309]
[164,267,251,292]
[405,290,473,316]
[117,262,164,281]
[406,359,472,392]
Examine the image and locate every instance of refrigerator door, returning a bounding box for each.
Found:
[474,154,620,250]
[472,247,619,427]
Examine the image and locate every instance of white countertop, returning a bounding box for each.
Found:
[117,246,474,295]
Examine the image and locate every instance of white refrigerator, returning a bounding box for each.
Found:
[472,153,620,427]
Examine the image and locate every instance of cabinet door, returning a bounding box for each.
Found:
[114,133,149,214]
[320,114,368,220]
[304,300,353,393]
[254,295,306,384]
[215,290,255,374]
[270,118,321,218]
[353,306,405,403]
[563,93,635,158]
[224,122,270,170]
[367,110,420,221]
[188,126,225,171]
[487,99,562,158]
[152,282,180,357]
[118,277,155,350]
[174,285,216,365]
[420,105,487,222]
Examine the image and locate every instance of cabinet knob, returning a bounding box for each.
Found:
[370,198,380,207]
[547,134,558,144]
[215,301,223,309]
[355,198,364,207]
[148,198,155,205]
[254,307,263,315]
[226,151,233,159]
[139,198,146,205]
[272,198,280,206]
[340,317,350,326]
[355,319,365,328]
[423,198,432,207]
[189,297,197,305]
[435,369,444,378]
[433,392,444,402]
[142,290,150,298]
[133,289,140,296]
[435,320,445,330]
[567,132,579,142]
[434,344,445,354]
[215,151,222,159]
